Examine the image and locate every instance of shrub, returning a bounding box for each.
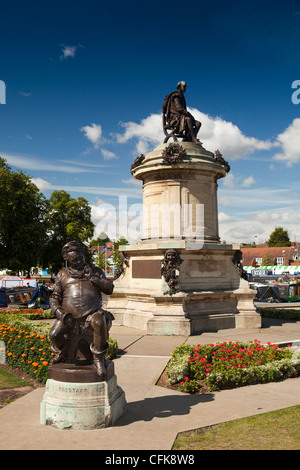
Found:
[177,377,200,394]
[166,343,193,384]
[257,307,300,321]
[166,340,300,393]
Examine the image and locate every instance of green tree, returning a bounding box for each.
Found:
[267,227,291,247]
[43,190,95,271]
[0,157,48,274]
[94,253,105,270]
[111,236,129,268]
[90,232,110,246]
[262,251,274,266]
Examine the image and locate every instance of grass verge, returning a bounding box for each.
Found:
[0,367,32,389]
[173,405,300,450]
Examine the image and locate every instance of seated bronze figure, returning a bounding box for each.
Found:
[49,240,114,380]
[162,81,201,144]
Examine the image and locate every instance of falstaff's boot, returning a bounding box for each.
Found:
[90,342,108,379]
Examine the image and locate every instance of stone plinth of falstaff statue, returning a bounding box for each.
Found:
[40,240,126,430]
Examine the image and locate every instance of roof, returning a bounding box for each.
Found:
[241,243,300,266]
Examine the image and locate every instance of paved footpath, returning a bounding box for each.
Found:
[0,317,300,450]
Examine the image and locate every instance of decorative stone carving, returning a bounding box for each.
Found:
[130,154,145,174]
[161,249,183,295]
[162,143,187,165]
[233,249,248,280]
[215,149,230,173]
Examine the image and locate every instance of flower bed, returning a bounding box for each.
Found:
[0,313,118,384]
[0,308,54,320]
[166,340,300,393]
[0,324,52,383]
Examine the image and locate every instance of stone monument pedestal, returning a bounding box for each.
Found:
[40,361,126,430]
[106,141,261,335]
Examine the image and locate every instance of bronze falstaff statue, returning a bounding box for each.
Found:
[162,81,201,143]
[49,240,114,380]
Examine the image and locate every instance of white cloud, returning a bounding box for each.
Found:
[101,149,118,160]
[122,178,142,186]
[60,45,77,60]
[115,108,274,159]
[273,118,300,166]
[50,184,142,199]
[219,197,232,206]
[249,208,300,224]
[114,110,300,170]
[218,192,300,245]
[222,173,255,190]
[189,108,274,159]
[241,176,255,187]
[219,220,267,245]
[80,123,102,148]
[218,212,235,222]
[2,152,99,174]
[31,177,52,191]
[90,198,143,243]
[115,113,163,154]
[219,216,300,246]
[222,172,236,188]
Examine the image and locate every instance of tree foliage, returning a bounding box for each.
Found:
[90,232,110,246]
[111,236,129,268]
[262,251,274,266]
[0,157,48,273]
[267,227,291,247]
[43,190,95,272]
[0,158,101,274]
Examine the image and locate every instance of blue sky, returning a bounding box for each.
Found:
[1,0,300,244]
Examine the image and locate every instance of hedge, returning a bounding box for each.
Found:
[257,307,300,321]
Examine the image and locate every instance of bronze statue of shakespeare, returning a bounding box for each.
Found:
[162,81,201,144]
[49,240,114,379]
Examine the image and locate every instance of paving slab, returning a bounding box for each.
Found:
[121,335,188,357]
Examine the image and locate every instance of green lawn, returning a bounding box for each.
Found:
[173,405,300,450]
[0,367,31,389]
